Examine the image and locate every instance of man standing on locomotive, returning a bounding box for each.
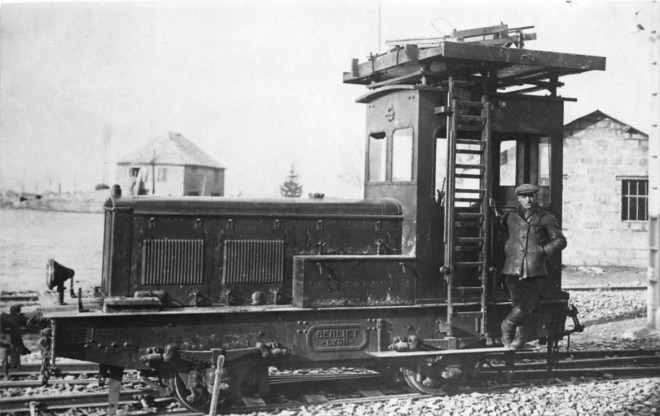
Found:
[499,184,567,350]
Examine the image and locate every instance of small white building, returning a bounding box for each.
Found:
[562,110,648,267]
[116,132,225,197]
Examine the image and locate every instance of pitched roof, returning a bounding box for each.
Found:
[564,110,647,137]
[117,132,224,169]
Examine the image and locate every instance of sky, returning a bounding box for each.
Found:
[0,0,658,198]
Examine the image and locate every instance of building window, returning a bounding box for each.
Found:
[157,167,167,182]
[621,179,648,221]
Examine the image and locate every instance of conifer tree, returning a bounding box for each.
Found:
[280,165,303,198]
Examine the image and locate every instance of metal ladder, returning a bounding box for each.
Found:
[442,76,493,339]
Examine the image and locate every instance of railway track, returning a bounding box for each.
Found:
[2,349,659,415]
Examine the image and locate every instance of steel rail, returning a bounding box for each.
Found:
[0,388,168,413]
[7,362,101,375]
[515,348,660,360]
[4,363,660,414]
[509,355,660,371]
[0,375,142,389]
[482,366,660,379]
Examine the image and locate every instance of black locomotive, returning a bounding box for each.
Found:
[43,25,605,414]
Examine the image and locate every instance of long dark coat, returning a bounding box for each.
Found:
[501,206,567,278]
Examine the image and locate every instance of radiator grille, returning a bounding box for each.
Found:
[223,240,284,284]
[142,239,204,285]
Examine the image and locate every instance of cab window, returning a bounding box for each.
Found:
[499,140,517,187]
[392,127,413,182]
[435,136,448,197]
[494,135,551,209]
[368,131,387,182]
[538,137,551,187]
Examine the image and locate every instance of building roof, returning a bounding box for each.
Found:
[117,132,225,169]
[564,110,648,137]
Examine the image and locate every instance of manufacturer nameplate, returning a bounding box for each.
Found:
[307,324,368,352]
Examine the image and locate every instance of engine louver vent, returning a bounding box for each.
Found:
[142,239,204,285]
[223,240,284,284]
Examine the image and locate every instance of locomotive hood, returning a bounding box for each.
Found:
[104,196,403,218]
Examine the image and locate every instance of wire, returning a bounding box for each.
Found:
[430,18,455,37]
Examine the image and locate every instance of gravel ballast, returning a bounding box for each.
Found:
[264,378,660,416]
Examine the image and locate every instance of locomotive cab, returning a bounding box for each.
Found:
[359,86,566,303]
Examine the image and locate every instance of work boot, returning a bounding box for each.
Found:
[500,319,516,348]
[509,326,525,350]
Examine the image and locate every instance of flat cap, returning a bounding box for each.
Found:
[515,183,539,195]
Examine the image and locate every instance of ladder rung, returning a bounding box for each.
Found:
[456,139,485,146]
[456,99,482,108]
[455,197,482,202]
[455,246,481,252]
[457,124,484,132]
[455,163,484,169]
[456,221,482,227]
[457,212,485,218]
[456,114,484,123]
[456,148,484,155]
[455,188,485,193]
[456,173,483,179]
[450,301,482,307]
[453,311,484,318]
[457,237,485,243]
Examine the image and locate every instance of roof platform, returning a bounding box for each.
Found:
[343,24,605,96]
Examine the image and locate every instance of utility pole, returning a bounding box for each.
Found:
[102,124,112,186]
[378,0,381,53]
[151,150,156,195]
[647,0,660,330]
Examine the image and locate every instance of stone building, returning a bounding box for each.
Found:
[562,110,649,267]
[117,132,225,197]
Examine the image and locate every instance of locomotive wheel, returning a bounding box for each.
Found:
[401,367,448,395]
[170,363,268,413]
[401,356,484,395]
[171,372,229,414]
